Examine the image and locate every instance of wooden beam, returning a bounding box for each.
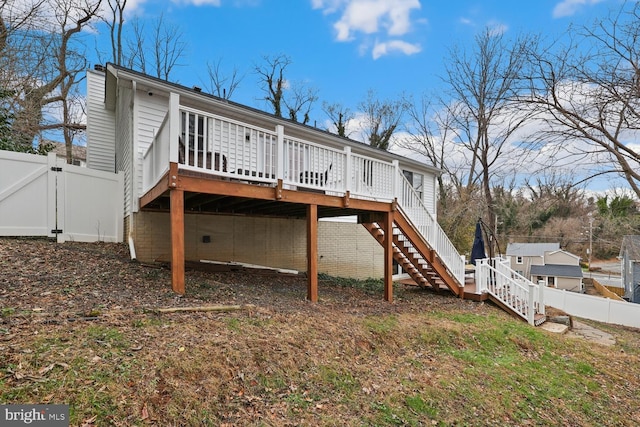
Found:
[307,204,318,302]
[383,212,394,302]
[139,171,169,208]
[170,188,185,295]
[139,163,180,208]
[176,173,393,212]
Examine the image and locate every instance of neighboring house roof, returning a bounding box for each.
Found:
[530,264,584,279]
[546,249,581,262]
[620,235,640,261]
[52,142,87,162]
[506,242,560,257]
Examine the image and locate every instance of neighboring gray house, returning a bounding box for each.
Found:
[507,243,584,292]
[620,235,640,303]
[507,242,561,277]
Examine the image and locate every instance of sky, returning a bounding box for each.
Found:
[89,0,618,116]
[83,0,633,194]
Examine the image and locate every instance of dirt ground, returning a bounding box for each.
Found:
[2,238,640,427]
[0,238,414,318]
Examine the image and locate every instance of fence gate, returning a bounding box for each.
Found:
[0,151,123,243]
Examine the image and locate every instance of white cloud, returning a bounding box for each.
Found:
[459,17,473,26]
[312,0,421,58]
[487,20,508,36]
[552,0,605,18]
[372,39,421,59]
[171,0,222,5]
[331,0,421,40]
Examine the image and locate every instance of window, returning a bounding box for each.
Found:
[402,170,424,200]
[516,256,523,264]
[180,111,210,167]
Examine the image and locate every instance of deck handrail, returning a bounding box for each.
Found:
[475,257,544,325]
[395,170,465,285]
[143,112,171,193]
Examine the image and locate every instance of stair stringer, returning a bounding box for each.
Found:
[361,210,463,297]
[392,210,464,297]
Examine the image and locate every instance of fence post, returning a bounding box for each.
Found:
[392,160,401,203]
[169,92,180,164]
[538,280,546,316]
[47,152,58,240]
[475,259,485,293]
[344,146,351,195]
[527,283,535,325]
[276,125,285,181]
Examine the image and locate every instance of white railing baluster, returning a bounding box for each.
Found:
[538,280,545,316]
[475,257,544,324]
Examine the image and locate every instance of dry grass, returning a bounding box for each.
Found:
[1,238,639,426]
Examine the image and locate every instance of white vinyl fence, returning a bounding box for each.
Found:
[545,287,640,329]
[0,150,123,243]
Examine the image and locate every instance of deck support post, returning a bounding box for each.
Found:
[307,204,318,302]
[170,187,185,295]
[383,211,394,302]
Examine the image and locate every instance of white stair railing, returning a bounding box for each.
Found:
[395,171,465,286]
[475,258,545,325]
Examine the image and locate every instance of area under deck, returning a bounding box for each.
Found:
[140,162,405,302]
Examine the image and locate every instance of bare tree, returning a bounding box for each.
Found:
[322,101,353,137]
[203,58,242,100]
[359,89,409,151]
[523,2,640,198]
[401,92,466,203]
[284,81,318,125]
[255,54,291,118]
[254,54,318,123]
[104,0,126,65]
[126,13,186,80]
[443,27,537,230]
[1,0,102,157]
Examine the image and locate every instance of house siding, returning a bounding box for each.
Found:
[425,173,436,219]
[633,263,640,303]
[86,71,115,172]
[134,90,169,211]
[556,277,582,291]
[116,86,133,216]
[546,251,579,265]
[130,211,384,279]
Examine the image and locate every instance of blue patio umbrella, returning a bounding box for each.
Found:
[470,220,486,265]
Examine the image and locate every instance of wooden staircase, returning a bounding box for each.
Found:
[361,211,463,298]
[363,211,546,327]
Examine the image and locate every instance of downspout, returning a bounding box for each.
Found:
[128,233,137,260]
[128,80,138,262]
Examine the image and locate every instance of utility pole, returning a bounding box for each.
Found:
[588,213,594,278]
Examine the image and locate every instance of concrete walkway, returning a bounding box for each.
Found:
[540,318,616,346]
[566,320,616,346]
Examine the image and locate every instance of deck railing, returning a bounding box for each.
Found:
[142,113,171,193]
[475,257,545,325]
[145,106,401,201]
